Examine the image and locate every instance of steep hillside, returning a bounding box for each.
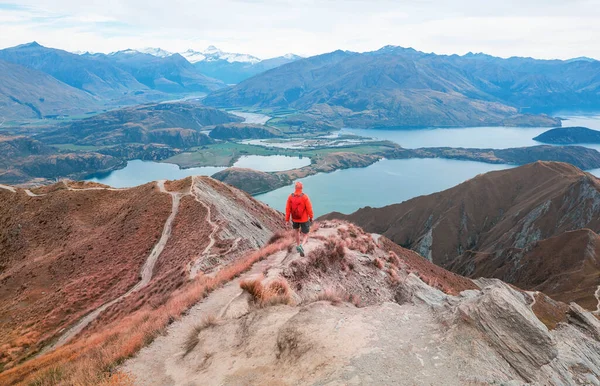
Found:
[0,59,101,120]
[0,42,151,101]
[202,47,600,128]
[324,162,600,309]
[122,220,600,385]
[38,102,243,146]
[0,176,283,371]
[0,136,123,184]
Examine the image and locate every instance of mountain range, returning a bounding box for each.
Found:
[0,42,301,122]
[204,46,600,128]
[114,46,302,84]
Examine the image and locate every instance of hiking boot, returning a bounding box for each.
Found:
[297,244,305,257]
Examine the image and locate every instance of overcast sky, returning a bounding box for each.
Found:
[0,0,599,60]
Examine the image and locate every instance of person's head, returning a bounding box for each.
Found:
[295,181,303,192]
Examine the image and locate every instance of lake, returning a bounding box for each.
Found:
[85,160,225,188]
[233,155,310,172]
[256,158,515,215]
[342,114,600,152]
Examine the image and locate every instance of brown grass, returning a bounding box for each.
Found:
[182,315,219,357]
[240,276,294,308]
[0,237,292,386]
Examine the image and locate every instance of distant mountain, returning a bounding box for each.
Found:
[534,126,600,144]
[0,42,152,101]
[138,47,173,58]
[181,46,261,64]
[38,101,243,146]
[181,46,301,84]
[104,50,225,93]
[324,161,600,309]
[204,46,600,128]
[0,43,225,115]
[0,59,101,120]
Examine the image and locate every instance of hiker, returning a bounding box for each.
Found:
[285,181,314,257]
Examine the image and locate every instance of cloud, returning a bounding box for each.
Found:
[0,0,598,60]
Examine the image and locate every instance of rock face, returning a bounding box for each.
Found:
[123,220,600,385]
[324,162,600,309]
[0,176,283,369]
[534,126,600,144]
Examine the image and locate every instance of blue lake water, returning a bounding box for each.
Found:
[86,114,600,214]
[233,155,310,171]
[256,158,515,215]
[85,160,225,188]
[342,114,600,152]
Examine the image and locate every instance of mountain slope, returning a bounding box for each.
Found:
[102,51,225,93]
[324,162,600,308]
[0,59,101,120]
[0,42,151,100]
[38,102,243,146]
[203,47,600,128]
[0,176,283,370]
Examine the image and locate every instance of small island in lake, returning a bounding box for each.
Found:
[533,126,600,144]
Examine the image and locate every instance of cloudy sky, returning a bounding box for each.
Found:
[0,0,598,60]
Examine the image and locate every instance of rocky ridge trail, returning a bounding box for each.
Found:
[123,221,600,385]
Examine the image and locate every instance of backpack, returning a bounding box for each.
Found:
[290,193,305,220]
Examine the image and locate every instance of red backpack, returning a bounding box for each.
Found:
[290,193,305,220]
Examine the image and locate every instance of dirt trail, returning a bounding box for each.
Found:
[0,184,16,193]
[24,189,45,197]
[123,238,313,385]
[188,178,222,279]
[41,180,181,353]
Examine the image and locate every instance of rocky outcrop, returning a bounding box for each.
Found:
[123,220,600,385]
[324,162,600,309]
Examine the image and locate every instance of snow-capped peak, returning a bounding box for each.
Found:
[108,48,140,56]
[139,47,173,57]
[180,46,261,64]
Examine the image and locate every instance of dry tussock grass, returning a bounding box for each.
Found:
[338,224,376,254]
[0,236,292,386]
[240,276,294,308]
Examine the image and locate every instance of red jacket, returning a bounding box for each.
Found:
[286,190,314,223]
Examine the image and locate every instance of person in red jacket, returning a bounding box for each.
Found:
[285,181,314,257]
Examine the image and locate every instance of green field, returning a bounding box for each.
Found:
[163,141,397,168]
